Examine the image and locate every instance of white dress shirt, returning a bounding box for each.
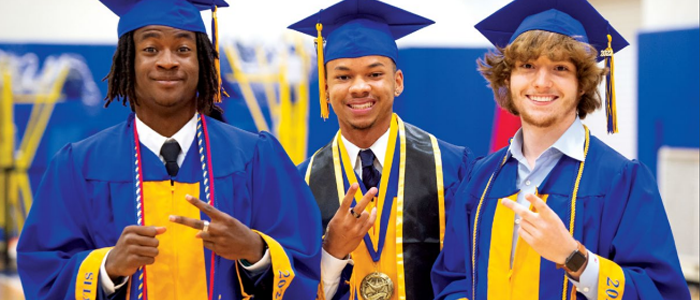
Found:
[322,128,391,299]
[100,113,271,294]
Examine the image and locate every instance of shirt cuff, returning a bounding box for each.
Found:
[321,248,352,299]
[100,249,129,295]
[568,249,600,299]
[239,249,271,276]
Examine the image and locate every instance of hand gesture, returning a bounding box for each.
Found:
[501,194,578,265]
[105,226,166,280]
[323,183,378,259]
[169,195,265,263]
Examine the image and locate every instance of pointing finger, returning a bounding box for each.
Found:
[524,194,551,216]
[184,194,224,220]
[339,183,360,211]
[501,198,535,220]
[353,187,377,214]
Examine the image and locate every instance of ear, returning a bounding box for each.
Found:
[325,83,330,103]
[394,69,404,97]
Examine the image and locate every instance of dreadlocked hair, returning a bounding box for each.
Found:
[103,31,223,115]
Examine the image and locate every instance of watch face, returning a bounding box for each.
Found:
[566,251,587,272]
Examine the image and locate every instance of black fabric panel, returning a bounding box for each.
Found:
[308,143,341,230]
[402,122,440,300]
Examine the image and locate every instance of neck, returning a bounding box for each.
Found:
[340,116,391,149]
[521,115,576,168]
[135,104,197,137]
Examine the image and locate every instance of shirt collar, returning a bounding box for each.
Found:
[508,118,586,163]
[551,118,586,162]
[134,113,197,159]
[341,126,391,170]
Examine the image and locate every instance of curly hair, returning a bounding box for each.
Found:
[477,30,607,119]
[103,30,222,115]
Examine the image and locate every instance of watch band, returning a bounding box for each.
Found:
[556,241,587,273]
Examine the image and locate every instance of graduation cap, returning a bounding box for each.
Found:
[476,0,628,134]
[100,0,229,102]
[288,0,434,120]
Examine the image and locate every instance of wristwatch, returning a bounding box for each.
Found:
[557,241,587,273]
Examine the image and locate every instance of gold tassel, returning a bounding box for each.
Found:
[603,34,617,134]
[316,23,329,120]
[212,6,228,103]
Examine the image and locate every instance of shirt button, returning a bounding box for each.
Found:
[583,287,590,293]
[525,180,531,186]
[515,218,521,225]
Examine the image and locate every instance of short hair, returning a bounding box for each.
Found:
[103,30,221,115]
[477,30,607,119]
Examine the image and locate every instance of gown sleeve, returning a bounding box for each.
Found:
[240,132,323,299]
[431,180,472,300]
[17,144,114,300]
[594,160,690,300]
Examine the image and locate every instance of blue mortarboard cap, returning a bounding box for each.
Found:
[288,0,433,120]
[475,0,628,62]
[288,0,434,64]
[100,0,229,37]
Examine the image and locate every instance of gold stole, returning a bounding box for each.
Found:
[142,180,208,299]
[487,192,549,300]
[334,114,404,300]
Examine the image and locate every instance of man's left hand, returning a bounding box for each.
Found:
[500,193,578,265]
[169,194,265,263]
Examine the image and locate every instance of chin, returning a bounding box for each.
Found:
[349,119,376,131]
[521,113,557,128]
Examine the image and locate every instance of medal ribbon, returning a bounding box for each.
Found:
[132,113,217,300]
[333,113,400,262]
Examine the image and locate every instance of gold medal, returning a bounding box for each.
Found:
[360,272,394,300]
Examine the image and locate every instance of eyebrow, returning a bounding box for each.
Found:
[137,31,195,42]
[333,62,387,71]
[137,31,162,41]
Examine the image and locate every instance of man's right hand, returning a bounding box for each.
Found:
[105,225,166,281]
[323,183,378,259]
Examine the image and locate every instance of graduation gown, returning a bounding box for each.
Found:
[17,113,322,300]
[298,114,473,300]
[432,135,689,300]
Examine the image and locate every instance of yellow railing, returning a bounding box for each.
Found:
[0,65,68,236]
[223,37,310,164]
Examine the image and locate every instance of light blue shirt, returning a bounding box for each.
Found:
[507,118,600,298]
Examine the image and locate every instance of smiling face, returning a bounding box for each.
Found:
[326,55,403,140]
[509,55,580,129]
[133,25,199,116]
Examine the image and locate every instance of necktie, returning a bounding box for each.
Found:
[160,139,181,177]
[359,149,381,189]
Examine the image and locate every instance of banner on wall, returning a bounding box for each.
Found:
[0,41,501,246]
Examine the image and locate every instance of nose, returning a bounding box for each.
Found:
[532,68,552,89]
[348,77,370,97]
[156,49,179,70]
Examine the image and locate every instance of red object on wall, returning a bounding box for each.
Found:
[490,108,521,152]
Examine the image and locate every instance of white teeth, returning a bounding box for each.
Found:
[530,96,555,102]
[351,102,374,109]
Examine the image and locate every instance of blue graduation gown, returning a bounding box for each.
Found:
[17,113,322,300]
[432,136,689,300]
[298,117,474,300]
